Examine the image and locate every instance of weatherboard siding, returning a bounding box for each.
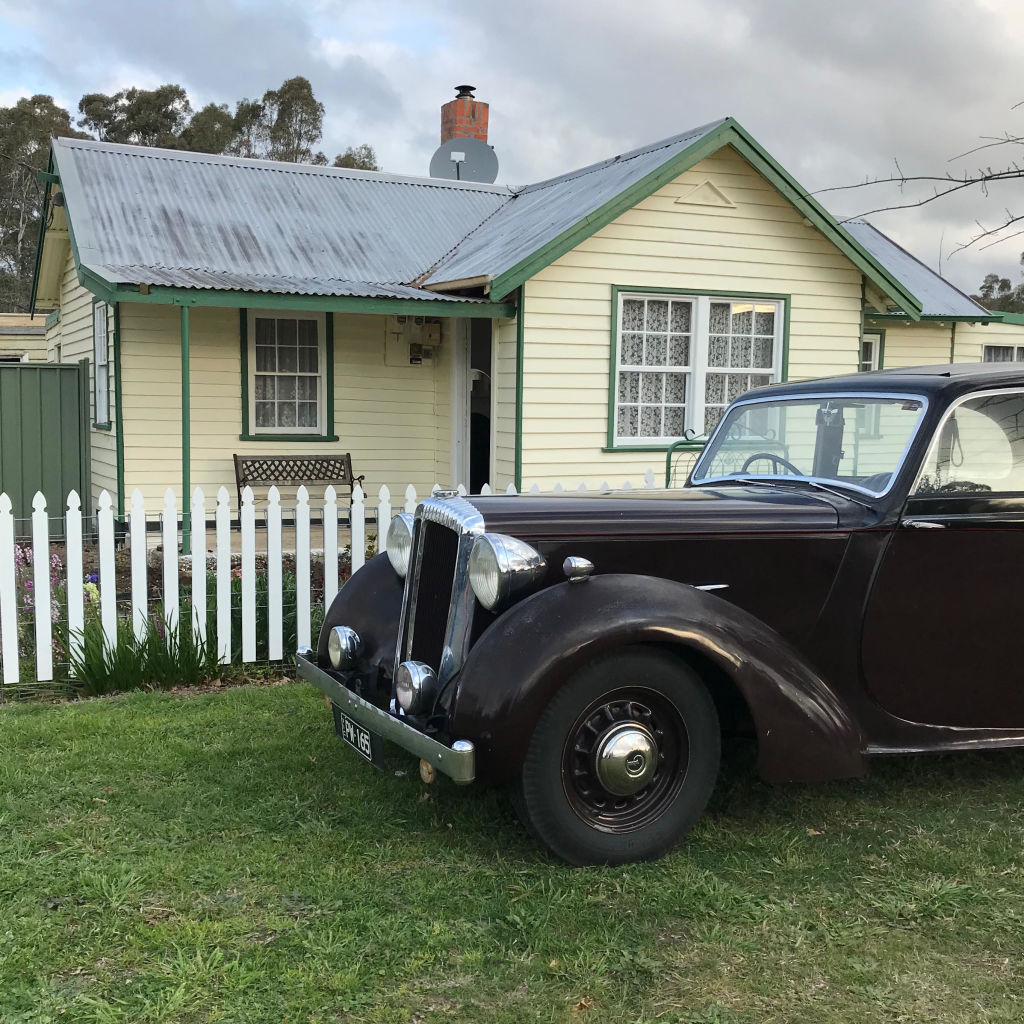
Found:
[117,303,450,511]
[869,320,1024,367]
[47,249,117,510]
[518,145,865,488]
[956,321,1024,360]
[492,317,517,490]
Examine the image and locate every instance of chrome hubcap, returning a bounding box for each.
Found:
[594,722,658,797]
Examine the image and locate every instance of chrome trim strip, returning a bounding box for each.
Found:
[296,653,476,784]
[396,496,486,689]
[690,390,930,498]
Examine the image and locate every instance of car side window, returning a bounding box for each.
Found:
[915,391,1024,495]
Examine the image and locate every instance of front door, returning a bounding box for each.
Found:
[861,388,1024,727]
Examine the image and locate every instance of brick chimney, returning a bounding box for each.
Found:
[441,85,489,144]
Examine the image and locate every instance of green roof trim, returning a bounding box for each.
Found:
[489,119,923,320]
[865,312,997,323]
[995,312,1024,326]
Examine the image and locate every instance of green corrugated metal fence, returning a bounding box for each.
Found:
[0,360,90,535]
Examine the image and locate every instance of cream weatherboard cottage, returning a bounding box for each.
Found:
[30,111,1021,524]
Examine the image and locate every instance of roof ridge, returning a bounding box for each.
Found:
[52,136,514,194]
[515,118,729,196]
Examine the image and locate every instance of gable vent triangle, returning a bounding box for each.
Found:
[674,179,736,208]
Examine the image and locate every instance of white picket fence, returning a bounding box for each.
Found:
[0,471,660,689]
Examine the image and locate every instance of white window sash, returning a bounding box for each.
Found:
[247,310,327,435]
[613,292,784,446]
[93,303,109,424]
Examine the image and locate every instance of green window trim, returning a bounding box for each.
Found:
[606,284,791,452]
[240,307,335,439]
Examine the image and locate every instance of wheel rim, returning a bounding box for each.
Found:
[561,687,689,834]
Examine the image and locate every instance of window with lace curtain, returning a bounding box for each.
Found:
[612,291,784,446]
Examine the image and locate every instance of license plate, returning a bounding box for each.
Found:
[334,706,384,769]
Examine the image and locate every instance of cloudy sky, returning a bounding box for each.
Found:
[3,0,1024,293]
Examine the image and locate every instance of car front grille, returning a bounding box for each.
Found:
[397,496,485,689]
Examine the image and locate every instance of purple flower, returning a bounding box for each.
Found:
[24,579,33,589]
[87,573,98,584]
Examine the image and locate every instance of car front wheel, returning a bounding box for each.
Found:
[513,647,720,865]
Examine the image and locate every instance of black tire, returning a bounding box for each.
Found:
[514,647,720,865]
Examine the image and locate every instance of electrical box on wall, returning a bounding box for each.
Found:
[385,315,442,367]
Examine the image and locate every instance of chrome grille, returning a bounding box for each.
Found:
[396,497,484,687]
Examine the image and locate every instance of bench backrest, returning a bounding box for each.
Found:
[232,453,363,510]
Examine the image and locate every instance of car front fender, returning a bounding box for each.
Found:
[450,574,865,785]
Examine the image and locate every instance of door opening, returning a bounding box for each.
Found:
[469,319,492,493]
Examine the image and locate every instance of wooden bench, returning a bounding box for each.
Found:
[232,453,364,513]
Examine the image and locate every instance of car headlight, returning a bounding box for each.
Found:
[386,513,414,577]
[468,533,547,612]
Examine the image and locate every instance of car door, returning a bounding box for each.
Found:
[861,388,1024,728]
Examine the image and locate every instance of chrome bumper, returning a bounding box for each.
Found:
[295,651,476,784]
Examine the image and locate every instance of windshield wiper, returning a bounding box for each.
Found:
[731,476,873,509]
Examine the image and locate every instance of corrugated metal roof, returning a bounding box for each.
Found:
[844,220,991,318]
[424,120,727,288]
[52,137,511,300]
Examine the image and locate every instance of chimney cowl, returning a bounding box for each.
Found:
[455,85,476,98]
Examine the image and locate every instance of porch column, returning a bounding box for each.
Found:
[180,305,191,556]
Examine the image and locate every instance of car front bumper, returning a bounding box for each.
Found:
[295,650,476,784]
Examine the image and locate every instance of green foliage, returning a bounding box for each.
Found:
[971,253,1024,312]
[77,85,193,148]
[179,102,237,155]
[207,570,325,665]
[332,143,380,171]
[0,94,88,310]
[66,613,220,697]
[259,77,325,164]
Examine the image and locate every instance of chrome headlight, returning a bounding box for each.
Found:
[468,533,547,612]
[386,513,414,577]
[327,626,361,670]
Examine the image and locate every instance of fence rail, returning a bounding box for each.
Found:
[0,471,660,689]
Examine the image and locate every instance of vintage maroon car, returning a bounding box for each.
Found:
[297,364,1024,864]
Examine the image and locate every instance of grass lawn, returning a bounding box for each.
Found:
[2,684,1024,1023]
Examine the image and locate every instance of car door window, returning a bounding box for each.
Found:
[915,391,1024,495]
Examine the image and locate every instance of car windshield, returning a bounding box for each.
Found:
[690,393,927,496]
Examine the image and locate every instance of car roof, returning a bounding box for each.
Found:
[752,363,1024,401]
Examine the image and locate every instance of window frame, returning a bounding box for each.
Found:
[912,386,1024,498]
[606,286,788,452]
[861,330,885,372]
[982,344,1024,363]
[92,298,111,429]
[240,308,337,441]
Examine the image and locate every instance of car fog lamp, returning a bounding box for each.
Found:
[396,660,438,714]
[468,533,547,612]
[386,513,415,577]
[327,626,361,670]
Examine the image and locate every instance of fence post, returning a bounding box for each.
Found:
[98,490,117,651]
[644,468,656,489]
[404,485,417,514]
[215,487,231,665]
[267,486,282,661]
[296,486,311,653]
[480,483,492,495]
[0,493,18,686]
[506,483,517,495]
[66,491,84,666]
[191,488,207,645]
[161,489,178,631]
[240,486,255,663]
[323,485,339,609]
[350,484,366,574]
[30,493,53,682]
[377,485,391,555]
[129,489,147,640]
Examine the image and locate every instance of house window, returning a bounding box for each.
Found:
[93,301,110,426]
[983,345,1024,363]
[861,332,882,372]
[248,311,326,434]
[613,292,783,445]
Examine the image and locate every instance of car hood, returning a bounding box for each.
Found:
[467,485,847,538]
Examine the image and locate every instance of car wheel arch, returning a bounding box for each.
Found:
[450,574,865,785]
